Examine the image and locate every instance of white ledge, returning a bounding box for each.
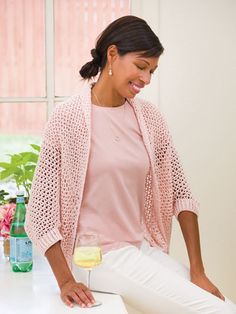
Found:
[0,241,128,314]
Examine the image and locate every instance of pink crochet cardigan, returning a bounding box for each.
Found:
[25,82,199,268]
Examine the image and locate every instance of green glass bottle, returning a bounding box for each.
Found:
[10,191,33,272]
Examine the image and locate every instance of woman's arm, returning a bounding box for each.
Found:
[45,241,95,308]
[178,211,225,301]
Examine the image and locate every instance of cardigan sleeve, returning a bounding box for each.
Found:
[143,99,200,219]
[156,109,200,218]
[25,105,63,255]
[170,143,200,218]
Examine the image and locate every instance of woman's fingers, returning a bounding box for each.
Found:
[218,291,225,301]
[74,287,93,307]
[63,295,74,307]
[191,273,226,302]
[61,281,96,308]
[71,290,89,307]
[83,287,96,304]
[212,289,225,301]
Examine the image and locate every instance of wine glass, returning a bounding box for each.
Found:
[73,233,102,307]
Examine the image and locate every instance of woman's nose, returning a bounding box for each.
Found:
[141,71,151,85]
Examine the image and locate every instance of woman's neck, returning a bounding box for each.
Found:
[91,76,126,107]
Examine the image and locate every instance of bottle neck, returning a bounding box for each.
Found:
[13,198,26,222]
[16,195,25,204]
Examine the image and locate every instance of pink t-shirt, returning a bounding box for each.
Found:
[78,100,150,253]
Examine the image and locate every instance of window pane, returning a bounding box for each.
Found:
[0,134,42,162]
[0,102,46,198]
[55,0,131,96]
[0,102,47,136]
[0,0,45,97]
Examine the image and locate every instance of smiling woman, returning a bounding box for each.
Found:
[91,49,160,101]
[25,15,236,314]
[80,15,163,107]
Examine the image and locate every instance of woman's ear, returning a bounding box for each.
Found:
[107,45,118,64]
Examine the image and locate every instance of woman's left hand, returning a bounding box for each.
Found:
[190,271,225,301]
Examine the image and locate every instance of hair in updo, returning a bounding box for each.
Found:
[80,48,102,79]
[79,15,164,80]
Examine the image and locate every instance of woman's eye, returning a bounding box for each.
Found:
[136,65,145,70]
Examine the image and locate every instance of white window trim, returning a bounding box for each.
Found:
[45,0,55,117]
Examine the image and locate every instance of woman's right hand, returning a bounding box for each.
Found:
[45,242,95,308]
[60,279,96,308]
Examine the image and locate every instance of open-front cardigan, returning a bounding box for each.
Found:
[25,81,199,268]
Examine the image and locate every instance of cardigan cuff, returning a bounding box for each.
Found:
[34,228,63,256]
[174,198,200,219]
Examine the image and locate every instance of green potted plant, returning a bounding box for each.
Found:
[0,144,40,202]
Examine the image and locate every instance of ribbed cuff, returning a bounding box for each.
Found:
[35,228,63,255]
[174,198,200,219]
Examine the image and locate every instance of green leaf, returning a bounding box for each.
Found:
[20,152,38,164]
[0,169,14,180]
[0,190,9,196]
[24,165,36,171]
[30,144,40,152]
[27,172,34,182]
[0,162,11,170]
[10,153,23,165]
[20,152,32,161]
[13,167,24,177]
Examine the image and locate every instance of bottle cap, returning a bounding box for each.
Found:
[16,190,25,196]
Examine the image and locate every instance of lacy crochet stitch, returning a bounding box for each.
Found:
[25,82,199,268]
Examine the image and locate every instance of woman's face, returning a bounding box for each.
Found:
[111,51,159,99]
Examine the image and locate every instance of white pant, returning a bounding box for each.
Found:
[72,240,236,314]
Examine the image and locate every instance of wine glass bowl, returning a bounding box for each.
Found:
[73,245,102,269]
[73,233,102,307]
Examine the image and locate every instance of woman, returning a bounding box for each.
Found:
[25,15,236,313]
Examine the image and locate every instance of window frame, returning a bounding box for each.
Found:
[0,0,67,121]
[0,0,158,118]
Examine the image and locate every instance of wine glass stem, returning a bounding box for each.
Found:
[87,269,91,289]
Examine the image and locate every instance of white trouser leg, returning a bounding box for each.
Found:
[72,242,236,314]
[139,240,236,313]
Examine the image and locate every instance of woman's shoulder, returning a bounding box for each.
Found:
[132,96,170,132]
[55,94,85,113]
[45,94,87,134]
[55,82,92,115]
[132,96,162,116]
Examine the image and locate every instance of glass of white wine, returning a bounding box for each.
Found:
[73,233,102,307]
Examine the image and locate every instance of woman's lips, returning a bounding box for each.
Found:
[129,81,142,94]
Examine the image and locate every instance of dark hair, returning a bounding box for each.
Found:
[80,15,164,80]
